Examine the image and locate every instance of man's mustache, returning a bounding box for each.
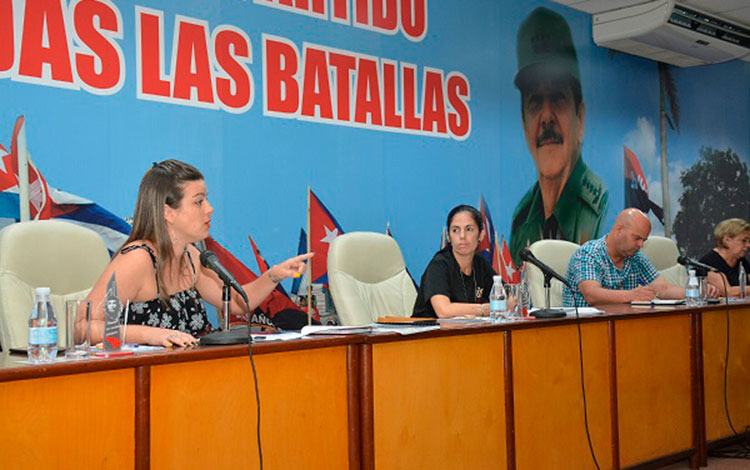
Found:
[536,123,563,147]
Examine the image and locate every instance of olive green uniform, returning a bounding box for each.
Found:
[509,157,608,266]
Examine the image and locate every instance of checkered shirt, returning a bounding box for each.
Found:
[563,236,659,307]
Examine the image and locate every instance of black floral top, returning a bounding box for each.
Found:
[121,244,213,337]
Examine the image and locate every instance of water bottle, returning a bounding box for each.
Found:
[685,270,700,307]
[739,263,746,299]
[28,287,58,363]
[489,275,507,322]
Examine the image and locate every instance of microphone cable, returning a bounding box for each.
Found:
[708,275,750,459]
[570,287,601,470]
[245,302,264,469]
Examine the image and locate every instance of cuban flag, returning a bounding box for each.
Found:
[478,195,497,265]
[309,188,345,284]
[498,235,520,284]
[624,146,664,225]
[0,116,130,252]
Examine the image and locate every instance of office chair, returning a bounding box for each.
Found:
[0,220,110,351]
[327,232,417,326]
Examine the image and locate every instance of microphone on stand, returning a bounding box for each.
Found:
[520,248,572,288]
[519,248,568,319]
[199,249,253,345]
[200,250,249,304]
[676,254,717,273]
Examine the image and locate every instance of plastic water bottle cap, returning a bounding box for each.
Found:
[493,275,503,283]
[35,287,51,298]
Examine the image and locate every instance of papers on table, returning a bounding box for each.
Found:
[300,324,440,336]
[630,298,685,306]
[374,324,441,335]
[301,325,376,335]
[252,332,302,342]
[528,307,604,317]
[438,316,493,323]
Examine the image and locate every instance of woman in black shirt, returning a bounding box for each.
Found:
[413,205,497,318]
[699,218,750,297]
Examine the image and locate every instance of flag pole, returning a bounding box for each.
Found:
[307,187,312,326]
[17,117,30,222]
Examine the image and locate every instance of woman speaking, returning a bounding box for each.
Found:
[84,160,312,347]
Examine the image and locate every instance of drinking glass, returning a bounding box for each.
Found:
[65,300,91,359]
[698,277,709,305]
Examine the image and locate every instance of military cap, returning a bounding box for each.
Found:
[514,7,581,89]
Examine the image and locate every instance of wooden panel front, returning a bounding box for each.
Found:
[371,333,506,470]
[616,315,692,467]
[150,346,350,470]
[702,307,750,441]
[513,323,612,470]
[0,369,135,470]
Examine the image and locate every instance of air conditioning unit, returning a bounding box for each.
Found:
[593,0,750,67]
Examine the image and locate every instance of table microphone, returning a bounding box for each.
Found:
[519,248,571,288]
[519,248,568,319]
[199,250,254,346]
[200,249,249,304]
[676,255,717,273]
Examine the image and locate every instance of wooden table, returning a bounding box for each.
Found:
[1,303,748,470]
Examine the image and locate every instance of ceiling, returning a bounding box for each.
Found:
[552,0,750,23]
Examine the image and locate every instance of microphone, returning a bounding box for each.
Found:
[677,254,717,273]
[519,247,571,288]
[200,249,249,304]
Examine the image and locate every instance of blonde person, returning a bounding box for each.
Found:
[699,218,750,297]
[83,160,312,347]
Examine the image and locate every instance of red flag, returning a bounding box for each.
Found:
[203,237,301,323]
[499,236,520,284]
[309,189,344,283]
[478,195,498,266]
[624,146,664,224]
[248,235,270,273]
[0,117,131,253]
[0,116,55,220]
[492,231,502,275]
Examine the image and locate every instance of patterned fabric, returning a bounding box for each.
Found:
[563,236,659,307]
[121,244,213,337]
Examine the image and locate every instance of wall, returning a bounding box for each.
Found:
[0,0,748,283]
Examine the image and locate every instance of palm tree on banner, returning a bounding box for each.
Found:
[658,61,680,237]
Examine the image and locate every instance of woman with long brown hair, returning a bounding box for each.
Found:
[85,160,311,346]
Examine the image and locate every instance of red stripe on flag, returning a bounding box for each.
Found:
[309,189,344,282]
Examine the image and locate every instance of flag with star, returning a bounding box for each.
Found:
[499,235,520,284]
[308,188,344,283]
[478,195,497,266]
[0,115,130,252]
